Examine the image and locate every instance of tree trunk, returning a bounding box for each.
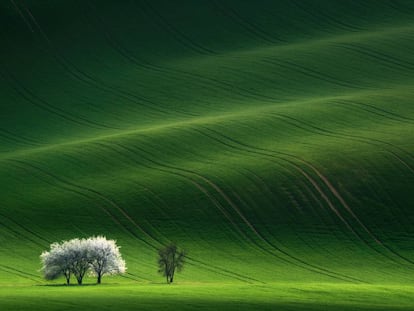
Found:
[97,274,102,284]
[64,271,70,285]
[170,269,174,283]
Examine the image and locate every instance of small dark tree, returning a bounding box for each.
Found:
[158,243,185,283]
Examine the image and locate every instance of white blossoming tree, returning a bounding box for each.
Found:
[40,241,74,285]
[86,236,126,284]
[68,238,90,285]
[40,236,126,285]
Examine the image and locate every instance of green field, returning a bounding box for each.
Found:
[1,0,414,310]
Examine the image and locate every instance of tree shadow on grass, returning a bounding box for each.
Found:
[36,283,119,287]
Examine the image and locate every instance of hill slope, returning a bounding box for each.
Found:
[1,0,414,289]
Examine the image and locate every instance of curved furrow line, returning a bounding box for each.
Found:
[149,178,266,284]
[0,132,37,149]
[123,163,271,285]
[334,43,414,73]
[280,59,371,89]
[191,127,351,238]
[132,0,215,56]
[311,9,364,33]
[0,171,53,249]
[295,162,383,247]
[355,42,414,69]
[333,101,414,124]
[8,0,35,33]
[207,171,308,244]
[1,264,42,280]
[263,112,378,153]
[219,138,409,272]
[388,0,414,16]
[57,63,195,118]
[104,140,350,282]
[342,186,414,274]
[124,271,150,282]
[16,3,194,119]
[0,66,113,130]
[81,1,181,81]
[154,67,280,105]
[218,65,297,99]
[202,126,414,268]
[346,100,414,122]
[261,58,366,89]
[129,181,268,284]
[82,1,164,75]
[84,1,296,105]
[0,212,50,246]
[263,112,414,236]
[93,141,265,283]
[265,113,343,139]
[93,143,241,241]
[210,0,284,45]
[78,1,287,105]
[326,102,414,162]
[340,180,411,243]
[0,218,47,249]
[129,183,209,245]
[390,152,414,174]
[287,1,338,35]
[0,134,20,148]
[0,128,44,146]
[184,260,259,284]
[194,172,365,283]
[189,181,256,246]
[120,138,366,283]
[292,173,382,265]
[227,177,348,267]
[195,127,399,263]
[268,111,414,166]
[0,264,42,283]
[1,64,122,131]
[137,185,247,270]
[81,2,240,104]
[139,187,250,263]
[8,158,161,250]
[179,174,354,283]
[219,65,278,85]
[139,187,178,221]
[287,165,366,242]
[7,159,152,247]
[298,182,366,257]
[239,168,349,241]
[119,273,142,282]
[104,142,282,254]
[289,0,363,33]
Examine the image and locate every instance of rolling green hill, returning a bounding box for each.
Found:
[1,0,414,309]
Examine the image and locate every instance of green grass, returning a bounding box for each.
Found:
[1,283,414,311]
[1,0,414,309]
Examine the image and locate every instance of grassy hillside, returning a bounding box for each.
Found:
[1,0,414,309]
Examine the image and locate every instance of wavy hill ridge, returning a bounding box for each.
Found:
[1,0,414,287]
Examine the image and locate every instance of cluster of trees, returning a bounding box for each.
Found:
[41,237,186,285]
[40,236,126,285]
